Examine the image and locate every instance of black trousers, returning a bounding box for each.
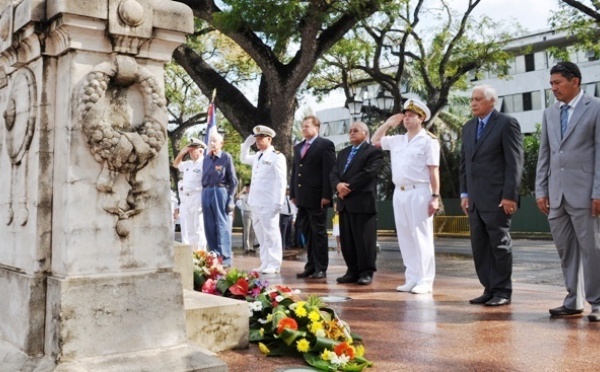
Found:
[296,207,329,273]
[339,211,378,277]
[279,214,294,249]
[468,206,513,299]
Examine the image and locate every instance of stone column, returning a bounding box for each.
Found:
[0,1,225,370]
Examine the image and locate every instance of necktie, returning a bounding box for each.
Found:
[476,120,484,141]
[301,142,310,158]
[344,146,358,172]
[258,152,263,161]
[560,104,570,138]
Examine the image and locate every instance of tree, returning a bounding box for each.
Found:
[172,0,384,164]
[549,1,600,60]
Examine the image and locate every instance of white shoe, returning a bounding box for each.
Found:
[261,267,280,274]
[411,284,432,294]
[396,282,416,292]
[252,267,266,273]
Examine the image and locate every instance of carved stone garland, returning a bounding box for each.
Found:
[77,56,167,237]
[3,67,36,226]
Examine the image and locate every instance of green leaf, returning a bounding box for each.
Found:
[303,352,337,371]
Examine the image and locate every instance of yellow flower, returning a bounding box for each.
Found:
[258,342,270,355]
[296,301,306,307]
[294,304,308,318]
[355,344,365,358]
[296,338,310,353]
[320,349,332,361]
[308,310,321,322]
[309,321,323,334]
[266,313,273,322]
[259,328,264,336]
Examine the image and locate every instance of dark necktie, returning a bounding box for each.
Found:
[344,146,358,172]
[258,152,263,161]
[476,120,485,141]
[560,104,570,138]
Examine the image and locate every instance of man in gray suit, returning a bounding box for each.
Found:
[535,61,600,322]
[460,85,524,306]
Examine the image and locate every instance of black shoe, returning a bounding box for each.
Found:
[485,297,511,306]
[243,250,256,255]
[357,275,372,285]
[309,271,327,279]
[296,271,314,278]
[588,309,600,322]
[549,305,584,316]
[253,244,260,248]
[469,293,493,305]
[336,274,359,284]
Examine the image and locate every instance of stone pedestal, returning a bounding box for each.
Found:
[0,1,225,370]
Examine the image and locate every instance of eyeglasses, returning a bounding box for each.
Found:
[349,129,365,133]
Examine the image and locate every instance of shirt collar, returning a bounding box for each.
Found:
[305,135,319,145]
[352,141,365,149]
[561,88,584,109]
[479,110,493,125]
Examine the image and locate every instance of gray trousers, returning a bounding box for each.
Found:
[241,211,256,251]
[549,199,600,310]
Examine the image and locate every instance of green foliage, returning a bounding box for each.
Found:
[549,1,600,59]
[521,124,541,196]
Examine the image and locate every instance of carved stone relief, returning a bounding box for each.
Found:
[77,55,167,237]
[3,66,36,226]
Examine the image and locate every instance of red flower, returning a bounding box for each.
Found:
[277,317,298,334]
[202,278,217,294]
[229,278,249,297]
[334,342,355,359]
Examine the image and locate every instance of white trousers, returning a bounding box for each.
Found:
[183,191,207,251]
[393,185,435,287]
[251,205,282,271]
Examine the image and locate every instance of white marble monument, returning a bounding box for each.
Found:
[0,0,226,370]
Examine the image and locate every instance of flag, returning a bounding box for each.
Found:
[204,89,217,144]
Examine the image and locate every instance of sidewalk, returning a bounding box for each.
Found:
[218,239,600,371]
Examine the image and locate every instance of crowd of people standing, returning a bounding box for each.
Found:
[172,60,600,322]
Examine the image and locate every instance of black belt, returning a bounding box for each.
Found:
[204,184,227,188]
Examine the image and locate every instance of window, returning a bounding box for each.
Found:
[525,54,535,72]
[501,91,542,113]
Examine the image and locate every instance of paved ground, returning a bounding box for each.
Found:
[210,235,600,372]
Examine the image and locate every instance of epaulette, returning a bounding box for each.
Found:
[274,150,281,154]
[426,130,438,139]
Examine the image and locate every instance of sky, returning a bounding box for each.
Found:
[304,0,558,113]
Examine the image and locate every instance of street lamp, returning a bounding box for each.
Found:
[373,91,395,113]
[346,95,363,120]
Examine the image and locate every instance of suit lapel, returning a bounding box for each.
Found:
[343,143,365,174]
[562,94,591,142]
[473,110,497,156]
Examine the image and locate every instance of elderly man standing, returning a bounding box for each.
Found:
[331,121,384,285]
[536,61,600,321]
[460,85,524,306]
[173,138,208,251]
[372,99,440,294]
[241,125,287,274]
[202,132,238,267]
[291,116,336,279]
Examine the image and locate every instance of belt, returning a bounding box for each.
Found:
[204,184,227,189]
[397,183,429,191]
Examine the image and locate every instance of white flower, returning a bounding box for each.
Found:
[275,295,284,302]
[330,354,350,367]
[315,329,326,338]
[258,318,268,324]
[293,289,302,294]
[249,301,263,312]
[248,308,253,317]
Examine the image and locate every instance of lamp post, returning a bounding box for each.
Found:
[346,95,363,120]
[372,91,395,113]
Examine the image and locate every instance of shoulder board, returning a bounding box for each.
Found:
[274,150,281,154]
[426,131,438,139]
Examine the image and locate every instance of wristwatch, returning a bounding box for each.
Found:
[431,194,440,198]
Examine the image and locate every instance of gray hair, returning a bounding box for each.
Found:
[209,132,223,143]
[351,121,370,138]
[472,85,498,103]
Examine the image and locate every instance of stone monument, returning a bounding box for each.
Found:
[0,0,225,370]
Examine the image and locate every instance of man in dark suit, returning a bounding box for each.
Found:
[291,115,336,279]
[536,62,600,321]
[460,85,524,306]
[331,121,384,285]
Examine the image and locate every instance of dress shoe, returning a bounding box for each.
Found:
[357,275,372,285]
[243,249,256,255]
[261,267,280,274]
[396,282,416,292]
[485,297,511,306]
[469,293,493,304]
[588,309,600,322]
[336,274,359,284]
[296,271,314,278]
[411,284,432,294]
[252,266,266,273]
[549,305,584,316]
[309,271,327,279]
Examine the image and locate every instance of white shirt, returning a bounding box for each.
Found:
[560,88,584,123]
[380,129,440,186]
[177,159,204,193]
[240,144,287,209]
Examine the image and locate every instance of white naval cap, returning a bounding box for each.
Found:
[188,137,207,148]
[403,99,431,121]
[253,125,276,138]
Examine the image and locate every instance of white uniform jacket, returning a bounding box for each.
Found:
[240,144,287,210]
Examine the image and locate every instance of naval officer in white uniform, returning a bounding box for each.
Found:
[372,99,441,294]
[240,125,287,274]
[173,137,208,251]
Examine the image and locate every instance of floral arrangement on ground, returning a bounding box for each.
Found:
[193,250,374,371]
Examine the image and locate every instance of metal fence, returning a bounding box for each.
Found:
[434,216,470,237]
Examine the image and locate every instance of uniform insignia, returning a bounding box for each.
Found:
[215,165,223,171]
[426,130,438,139]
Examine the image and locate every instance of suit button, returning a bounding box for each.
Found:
[298,173,301,177]
[300,164,303,167]
[560,168,564,171]
[298,184,301,187]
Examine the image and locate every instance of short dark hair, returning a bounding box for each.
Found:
[550,62,582,85]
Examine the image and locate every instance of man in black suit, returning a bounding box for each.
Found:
[331,121,384,285]
[460,85,524,306]
[291,115,336,279]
